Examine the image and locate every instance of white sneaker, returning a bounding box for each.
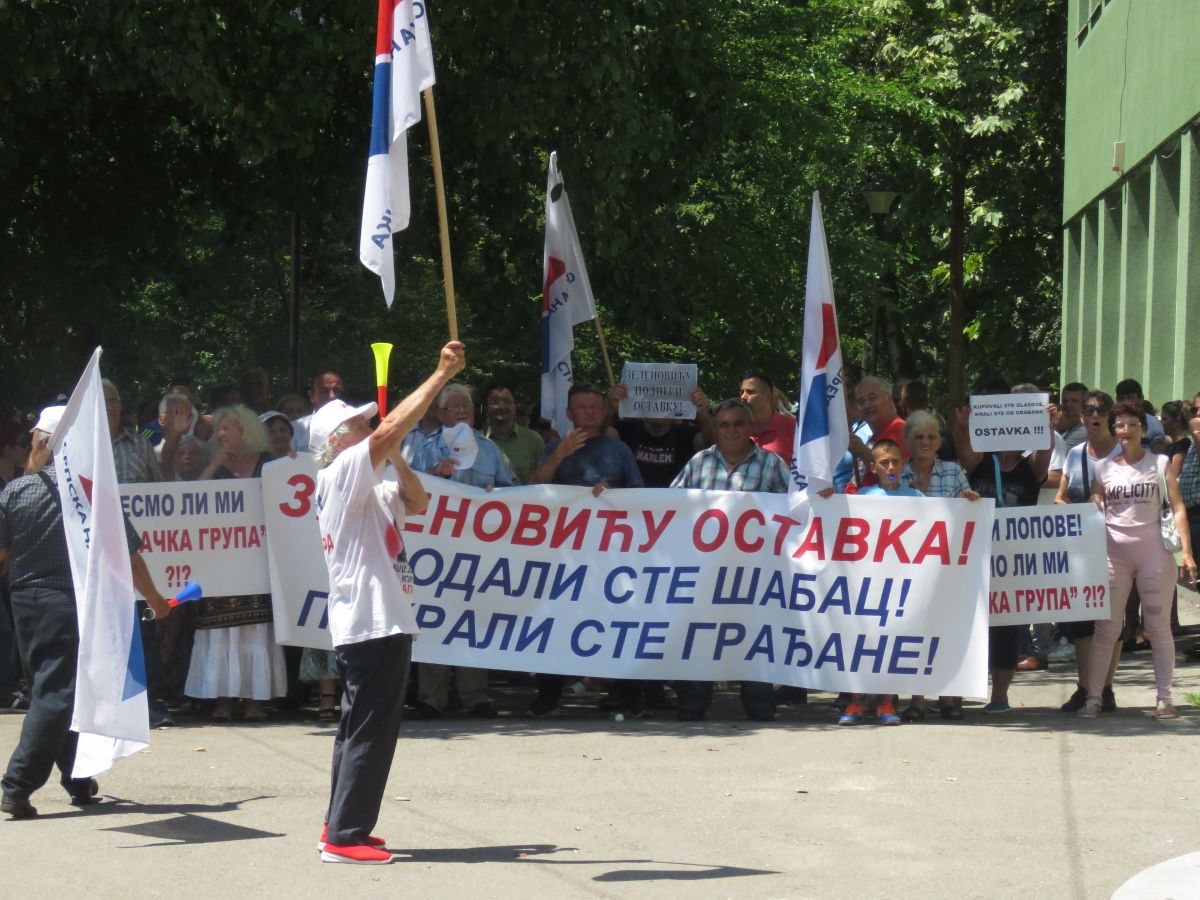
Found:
[1047,640,1075,663]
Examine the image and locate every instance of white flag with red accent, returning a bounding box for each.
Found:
[51,348,149,778]
[790,191,849,503]
[540,151,597,435]
[359,0,437,306]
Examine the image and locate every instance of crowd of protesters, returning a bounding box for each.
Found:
[3,365,1199,739]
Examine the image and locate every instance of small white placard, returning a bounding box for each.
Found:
[618,362,698,420]
[968,392,1050,452]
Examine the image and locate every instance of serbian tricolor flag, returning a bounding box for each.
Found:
[540,151,597,436]
[790,191,849,503]
[359,0,436,307]
[51,348,149,778]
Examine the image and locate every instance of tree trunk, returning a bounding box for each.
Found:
[945,163,967,415]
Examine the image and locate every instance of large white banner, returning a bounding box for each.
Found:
[261,456,334,649]
[987,506,1109,625]
[395,485,992,696]
[260,468,993,694]
[119,480,269,596]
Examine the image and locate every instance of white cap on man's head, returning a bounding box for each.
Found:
[309,399,378,452]
[32,405,66,436]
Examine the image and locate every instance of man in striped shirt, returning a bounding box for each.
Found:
[670,399,789,721]
[671,399,790,494]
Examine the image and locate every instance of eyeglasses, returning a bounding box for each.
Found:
[1113,420,1143,431]
[439,404,473,413]
[1082,404,1110,415]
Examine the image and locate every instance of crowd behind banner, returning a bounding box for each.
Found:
[1,364,1198,726]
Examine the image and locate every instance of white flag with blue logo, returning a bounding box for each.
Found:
[540,151,598,436]
[51,348,149,778]
[790,191,849,502]
[359,0,437,307]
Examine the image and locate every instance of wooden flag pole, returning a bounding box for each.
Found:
[422,88,459,341]
[593,315,616,390]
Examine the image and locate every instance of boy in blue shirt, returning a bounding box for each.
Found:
[839,439,924,725]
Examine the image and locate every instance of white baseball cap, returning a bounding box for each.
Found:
[308,399,378,452]
[32,405,66,436]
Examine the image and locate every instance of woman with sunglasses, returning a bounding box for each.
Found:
[1079,401,1197,719]
[1054,392,1120,711]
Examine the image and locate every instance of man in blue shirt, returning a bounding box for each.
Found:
[526,384,643,716]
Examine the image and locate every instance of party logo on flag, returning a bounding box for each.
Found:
[540,151,597,436]
[52,348,151,778]
[790,192,849,499]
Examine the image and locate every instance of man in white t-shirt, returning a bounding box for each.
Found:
[311,341,465,865]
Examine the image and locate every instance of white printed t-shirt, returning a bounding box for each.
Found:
[316,439,418,648]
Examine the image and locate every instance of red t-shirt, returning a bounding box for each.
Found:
[750,412,796,464]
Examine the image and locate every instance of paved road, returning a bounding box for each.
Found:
[4,602,1200,899]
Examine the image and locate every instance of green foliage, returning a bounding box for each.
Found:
[1,0,1066,418]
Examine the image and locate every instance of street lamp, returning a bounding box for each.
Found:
[861,186,900,375]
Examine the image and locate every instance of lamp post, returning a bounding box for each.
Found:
[862,186,899,375]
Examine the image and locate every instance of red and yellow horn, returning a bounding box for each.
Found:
[370,342,393,415]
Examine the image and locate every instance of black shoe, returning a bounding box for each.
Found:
[468,701,498,719]
[67,778,100,807]
[597,692,624,712]
[773,686,809,705]
[1,794,37,819]
[643,684,677,709]
[1101,685,1117,713]
[623,706,652,719]
[678,709,706,722]
[527,698,560,718]
[746,711,776,722]
[1060,685,1088,713]
[411,702,442,720]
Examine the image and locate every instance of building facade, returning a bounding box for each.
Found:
[1061,0,1200,402]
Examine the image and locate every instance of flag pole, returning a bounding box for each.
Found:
[593,316,615,389]
[422,88,459,341]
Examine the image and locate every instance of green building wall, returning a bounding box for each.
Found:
[1061,0,1200,403]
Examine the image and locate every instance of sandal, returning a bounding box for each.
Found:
[939,699,964,720]
[243,700,268,722]
[319,693,339,721]
[900,706,925,722]
[211,698,233,722]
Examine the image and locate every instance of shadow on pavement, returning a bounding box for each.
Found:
[390,842,777,882]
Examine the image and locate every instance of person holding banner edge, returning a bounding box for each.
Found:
[670,398,789,722]
[1,407,172,820]
[527,384,644,717]
[311,341,466,864]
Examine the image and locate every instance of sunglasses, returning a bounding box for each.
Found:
[1082,404,1111,415]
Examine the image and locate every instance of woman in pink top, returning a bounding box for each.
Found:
[1080,402,1197,718]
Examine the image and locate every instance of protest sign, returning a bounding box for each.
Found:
[120,480,268,596]
[968,392,1051,452]
[257,475,995,694]
[987,505,1109,625]
[261,455,334,650]
[618,362,698,420]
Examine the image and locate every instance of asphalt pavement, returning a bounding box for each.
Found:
[4,597,1200,899]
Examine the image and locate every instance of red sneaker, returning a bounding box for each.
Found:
[320,842,393,865]
[317,824,387,852]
